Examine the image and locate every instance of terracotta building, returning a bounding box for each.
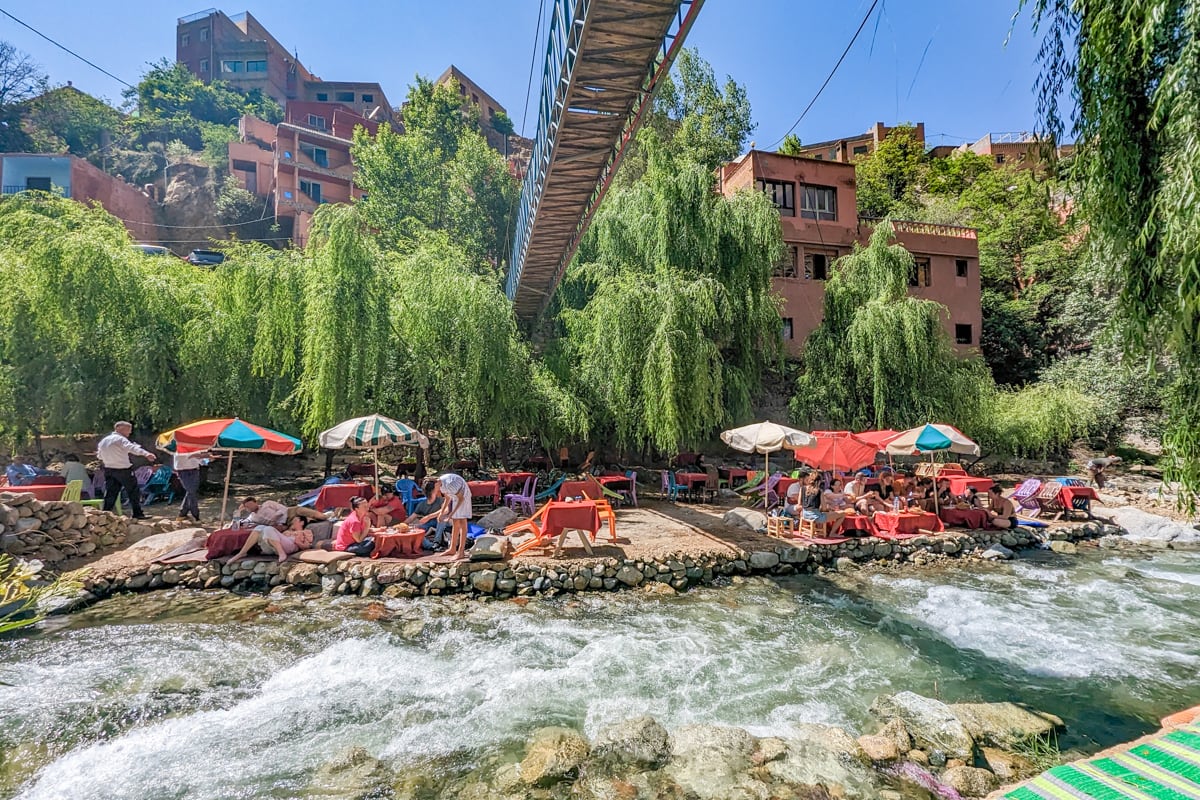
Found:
[718,151,981,356]
[791,122,925,163]
[228,105,378,246]
[0,153,159,241]
[948,132,1073,169]
[176,9,395,125]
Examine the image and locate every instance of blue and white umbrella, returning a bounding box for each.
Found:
[885,424,980,511]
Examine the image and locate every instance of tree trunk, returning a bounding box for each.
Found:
[450,429,460,462]
[324,448,334,479]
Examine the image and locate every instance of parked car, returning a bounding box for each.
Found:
[132,243,172,257]
[186,249,225,267]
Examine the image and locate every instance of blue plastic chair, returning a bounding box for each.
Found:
[660,470,683,501]
[535,476,565,501]
[141,465,176,505]
[396,478,423,514]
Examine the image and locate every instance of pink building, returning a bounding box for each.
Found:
[718,151,981,356]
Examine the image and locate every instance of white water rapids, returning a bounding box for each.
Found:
[2,548,1199,799]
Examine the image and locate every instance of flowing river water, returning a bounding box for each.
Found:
[2,547,1199,799]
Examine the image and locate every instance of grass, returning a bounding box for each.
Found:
[1010,731,1063,773]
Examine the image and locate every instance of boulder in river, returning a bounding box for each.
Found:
[519,726,590,786]
[308,746,394,800]
[870,692,975,761]
[948,702,1064,749]
[664,724,760,800]
[1108,506,1200,547]
[590,715,671,770]
[763,724,879,798]
[940,764,999,797]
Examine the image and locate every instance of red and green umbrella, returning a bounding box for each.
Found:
[157,418,302,523]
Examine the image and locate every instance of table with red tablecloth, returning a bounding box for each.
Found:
[939,507,990,530]
[371,529,426,558]
[872,510,944,538]
[467,480,500,504]
[498,472,536,491]
[1059,485,1099,515]
[596,475,630,491]
[840,513,876,536]
[206,528,253,559]
[720,467,750,485]
[314,482,374,512]
[675,472,709,490]
[558,480,602,501]
[542,500,600,556]
[17,484,67,501]
[775,477,802,503]
[945,476,994,495]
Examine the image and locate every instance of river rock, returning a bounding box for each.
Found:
[470,569,499,593]
[880,718,913,753]
[309,746,394,799]
[723,508,767,532]
[665,724,761,799]
[1108,506,1200,547]
[981,543,1014,560]
[590,715,671,770]
[981,746,1037,782]
[469,536,507,561]
[948,702,1064,749]
[857,734,900,762]
[615,565,643,586]
[870,692,975,760]
[764,724,878,798]
[1048,540,1078,554]
[834,557,856,572]
[519,727,590,786]
[476,506,520,532]
[940,765,998,797]
[749,550,780,569]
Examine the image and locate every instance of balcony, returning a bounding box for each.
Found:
[860,217,978,240]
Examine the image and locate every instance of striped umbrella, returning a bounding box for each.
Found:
[318,414,429,493]
[885,424,980,513]
[156,418,302,524]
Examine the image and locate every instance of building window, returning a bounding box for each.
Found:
[773,246,799,278]
[800,184,837,221]
[222,60,243,73]
[804,250,834,281]
[755,179,795,216]
[246,60,267,73]
[199,59,209,73]
[852,145,869,156]
[995,154,1006,164]
[829,148,838,160]
[909,257,931,287]
[488,106,495,118]
[300,143,328,168]
[782,317,794,341]
[361,93,374,103]
[335,91,354,102]
[181,32,190,47]
[955,324,974,345]
[25,176,52,192]
[955,259,969,278]
[299,179,322,203]
[307,114,326,131]
[472,93,479,104]
[199,27,209,42]
[315,92,328,102]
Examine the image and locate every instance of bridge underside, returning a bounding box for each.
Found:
[507,0,703,319]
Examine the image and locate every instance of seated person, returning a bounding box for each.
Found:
[369,486,407,527]
[227,516,314,564]
[781,479,802,515]
[823,477,851,512]
[5,456,55,487]
[936,478,956,508]
[986,485,1018,529]
[332,496,374,556]
[795,472,847,536]
[845,470,887,514]
[876,471,899,509]
[59,454,92,496]
[912,478,937,511]
[410,479,448,549]
[236,496,288,528]
[963,486,986,510]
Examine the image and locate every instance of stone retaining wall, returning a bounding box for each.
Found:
[80,520,1122,600]
[0,491,179,568]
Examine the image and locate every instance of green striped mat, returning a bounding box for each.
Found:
[1006,725,1200,800]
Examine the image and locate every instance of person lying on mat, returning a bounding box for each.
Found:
[333,496,375,557]
[227,516,314,564]
[369,486,407,527]
[238,496,288,528]
[986,485,1017,529]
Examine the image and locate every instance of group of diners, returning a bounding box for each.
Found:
[779,469,1017,538]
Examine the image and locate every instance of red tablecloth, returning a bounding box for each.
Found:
[558,480,602,500]
[776,477,802,501]
[840,514,876,535]
[542,501,601,538]
[206,528,252,559]
[873,511,944,536]
[939,507,990,530]
[314,482,374,512]
[720,467,750,484]
[467,480,500,503]
[946,476,994,495]
[1059,486,1099,509]
[596,475,630,491]
[498,472,535,490]
[675,472,708,489]
[18,484,66,501]
[371,530,426,558]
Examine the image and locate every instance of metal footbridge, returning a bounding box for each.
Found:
[505,0,705,319]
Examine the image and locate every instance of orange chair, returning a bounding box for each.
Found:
[590,499,617,542]
[505,502,553,556]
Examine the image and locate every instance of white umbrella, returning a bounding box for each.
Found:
[720,421,817,478]
[318,414,429,493]
[885,424,980,512]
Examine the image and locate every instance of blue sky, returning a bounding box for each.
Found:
[1,0,1050,149]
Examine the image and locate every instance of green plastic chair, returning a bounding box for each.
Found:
[61,480,83,502]
[81,493,122,515]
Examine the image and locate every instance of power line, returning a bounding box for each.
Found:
[0,7,134,89]
[519,0,548,138]
[767,0,882,150]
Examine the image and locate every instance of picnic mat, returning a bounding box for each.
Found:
[205,528,252,559]
[1006,723,1200,799]
[939,507,990,529]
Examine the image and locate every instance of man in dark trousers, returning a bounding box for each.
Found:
[97,421,156,519]
[1086,454,1123,489]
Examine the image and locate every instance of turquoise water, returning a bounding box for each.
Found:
[2,548,1198,799]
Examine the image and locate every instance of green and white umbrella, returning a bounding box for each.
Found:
[318,414,430,492]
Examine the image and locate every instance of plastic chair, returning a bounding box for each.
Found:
[81,495,123,515]
[535,476,565,501]
[1034,482,1066,519]
[504,476,538,517]
[61,480,83,502]
[660,470,683,501]
[141,465,176,505]
[1011,478,1043,516]
[620,470,639,507]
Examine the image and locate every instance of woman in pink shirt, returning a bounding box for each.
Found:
[333,496,374,556]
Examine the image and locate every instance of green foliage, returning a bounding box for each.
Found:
[970,381,1102,459]
[0,555,79,636]
[22,86,121,160]
[490,109,514,138]
[199,122,238,169]
[400,76,476,157]
[777,134,803,156]
[1024,0,1200,505]
[558,139,782,453]
[854,124,927,218]
[791,224,987,430]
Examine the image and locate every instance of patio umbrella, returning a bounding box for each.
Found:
[318,414,429,493]
[794,431,878,473]
[854,429,902,450]
[721,421,816,478]
[884,424,980,512]
[157,418,302,524]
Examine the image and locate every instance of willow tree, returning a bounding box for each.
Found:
[558,135,783,454]
[791,224,985,430]
[1024,0,1200,502]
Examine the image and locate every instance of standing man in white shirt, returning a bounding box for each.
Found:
[97,421,156,519]
[173,448,209,523]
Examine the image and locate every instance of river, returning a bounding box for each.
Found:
[2,547,1198,799]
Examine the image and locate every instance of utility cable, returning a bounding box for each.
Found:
[519,0,548,138]
[0,7,134,88]
[766,0,881,149]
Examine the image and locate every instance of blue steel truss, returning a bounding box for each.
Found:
[505,0,705,318]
